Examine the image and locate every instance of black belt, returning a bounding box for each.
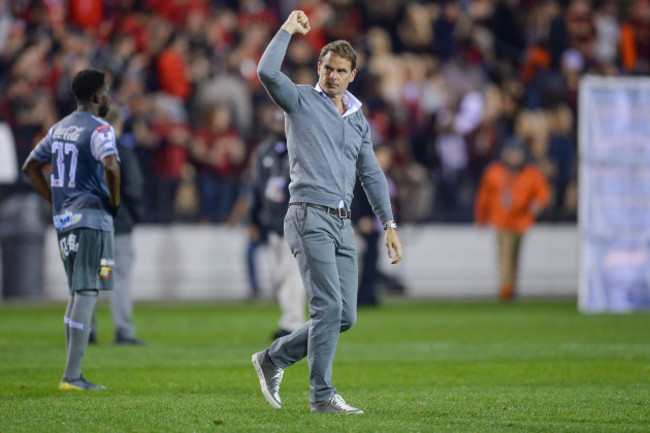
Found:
[290,202,351,219]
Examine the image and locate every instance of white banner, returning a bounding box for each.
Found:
[38,224,579,301]
[0,122,18,184]
[579,76,650,312]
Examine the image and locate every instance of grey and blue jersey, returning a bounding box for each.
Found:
[28,111,119,234]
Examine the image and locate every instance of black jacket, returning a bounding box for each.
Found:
[249,136,290,236]
[351,179,375,224]
[114,142,144,234]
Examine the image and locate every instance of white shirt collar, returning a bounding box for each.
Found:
[314,83,362,118]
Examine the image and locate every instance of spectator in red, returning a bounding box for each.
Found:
[117,11,151,54]
[145,95,191,223]
[191,104,247,223]
[156,33,192,101]
[68,0,104,31]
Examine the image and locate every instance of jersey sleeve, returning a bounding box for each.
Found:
[90,124,120,162]
[29,127,54,163]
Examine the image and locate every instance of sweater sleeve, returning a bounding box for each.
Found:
[257,30,300,113]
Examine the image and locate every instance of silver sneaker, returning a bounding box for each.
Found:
[251,350,284,409]
[311,394,364,414]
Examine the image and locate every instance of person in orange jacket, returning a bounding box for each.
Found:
[475,137,550,300]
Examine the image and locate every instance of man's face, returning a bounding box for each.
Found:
[97,83,111,118]
[503,147,524,168]
[317,51,356,98]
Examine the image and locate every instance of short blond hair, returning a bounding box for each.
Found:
[319,40,357,71]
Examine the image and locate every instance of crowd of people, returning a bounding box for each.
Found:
[1,0,649,224]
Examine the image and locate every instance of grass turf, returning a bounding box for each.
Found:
[0,299,648,432]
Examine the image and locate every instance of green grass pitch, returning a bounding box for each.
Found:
[0,299,649,432]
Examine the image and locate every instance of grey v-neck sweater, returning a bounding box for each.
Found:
[257,29,394,224]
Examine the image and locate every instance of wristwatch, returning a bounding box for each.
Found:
[383,221,398,231]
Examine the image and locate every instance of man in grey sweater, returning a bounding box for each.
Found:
[251,10,403,414]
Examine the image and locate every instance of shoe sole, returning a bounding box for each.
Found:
[251,354,282,409]
[310,408,364,414]
[58,382,106,391]
[59,382,83,391]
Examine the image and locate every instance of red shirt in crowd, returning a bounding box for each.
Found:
[68,0,104,30]
[156,48,191,101]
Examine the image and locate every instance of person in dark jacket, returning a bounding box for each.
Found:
[351,144,404,306]
[103,107,145,344]
[249,109,305,339]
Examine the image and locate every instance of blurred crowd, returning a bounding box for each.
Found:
[1,0,649,224]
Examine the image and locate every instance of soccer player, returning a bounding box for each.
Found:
[252,11,403,414]
[22,69,120,391]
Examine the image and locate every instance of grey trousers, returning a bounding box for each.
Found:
[111,233,136,338]
[268,203,358,403]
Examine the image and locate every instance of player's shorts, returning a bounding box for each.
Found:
[57,228,115,294]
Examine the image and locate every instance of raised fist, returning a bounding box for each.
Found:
[281,10,311,36]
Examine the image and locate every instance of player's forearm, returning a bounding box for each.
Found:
[22,158,52,203]
[103,158,121,207]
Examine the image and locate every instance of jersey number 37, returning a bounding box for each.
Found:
[51,141,79,188]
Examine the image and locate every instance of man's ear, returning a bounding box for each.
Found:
[92,91,101,104]
[350,69,357,82]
